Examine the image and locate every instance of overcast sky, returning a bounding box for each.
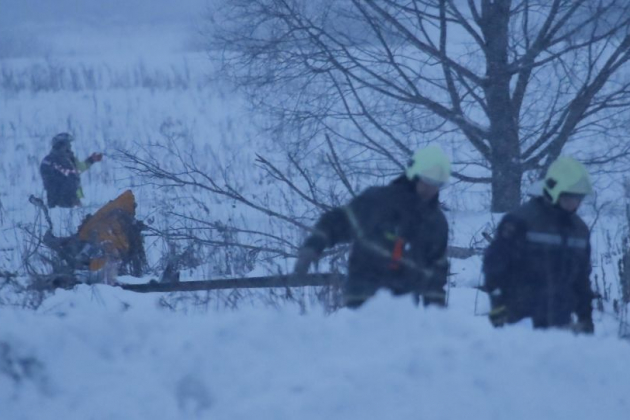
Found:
[0,0,211,56]
[0,0,208,27]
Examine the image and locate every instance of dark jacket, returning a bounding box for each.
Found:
[304,176,449,307]
[483,197,593,329]
[40,150,91,208]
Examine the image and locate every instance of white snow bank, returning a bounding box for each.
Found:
[1,285,629,420]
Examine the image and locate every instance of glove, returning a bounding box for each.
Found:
[293,246,320,277]
[87,152,103,164]
[488,305,508,328]
[571,319,594,335]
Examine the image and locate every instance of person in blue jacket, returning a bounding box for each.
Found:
[40,133,103,208]
[294,145,451,308]
[483,156,595,333]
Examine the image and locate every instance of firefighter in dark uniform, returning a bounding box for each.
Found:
[483,156,595,333]
[293,145,451,308]
[40,133,103,208]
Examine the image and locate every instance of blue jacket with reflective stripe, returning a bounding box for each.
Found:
[304,176,448,298]
[40,149,91,208]
[483,197,593,328]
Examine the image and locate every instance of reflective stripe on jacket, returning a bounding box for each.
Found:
[40,150,92,208]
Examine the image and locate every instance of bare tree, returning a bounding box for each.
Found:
[207,0,630,211]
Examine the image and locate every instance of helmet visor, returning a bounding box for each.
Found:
[559,192,586,201]
[52,133,74,148]
[414,175,445,188]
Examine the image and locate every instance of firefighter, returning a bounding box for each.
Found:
[40,133,103,208]
[293,145,450,308]
[483,156,595,333]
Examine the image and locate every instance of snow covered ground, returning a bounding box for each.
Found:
[2,284,629,420]
[1,1,630,419]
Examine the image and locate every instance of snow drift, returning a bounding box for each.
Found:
[1,285,628,420]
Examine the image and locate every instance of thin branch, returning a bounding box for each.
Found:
[325,133,357,197]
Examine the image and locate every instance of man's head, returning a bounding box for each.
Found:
[405,145,451,201]
[51,132,74,152]
[543,156,592,213]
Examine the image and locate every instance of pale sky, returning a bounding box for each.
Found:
[0,0,211,57]
[0,0,208,27]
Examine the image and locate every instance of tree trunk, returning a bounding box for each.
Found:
[490,154,522,212]
[481,0,523,212]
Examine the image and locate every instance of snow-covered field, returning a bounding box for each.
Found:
[1,4,630,419]
[2,285,629,420]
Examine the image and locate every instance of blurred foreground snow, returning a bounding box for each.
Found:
[1,285,629,420]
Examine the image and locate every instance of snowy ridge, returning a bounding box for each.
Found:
[2,286,629,420]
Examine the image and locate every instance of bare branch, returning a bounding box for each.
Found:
[325,133,357,197]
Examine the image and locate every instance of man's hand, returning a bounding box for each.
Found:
[293,246,320,277]
[571,319,594,335]
[88,152,103,164]
[488,305,508,328]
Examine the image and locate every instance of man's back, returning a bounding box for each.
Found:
[40,150,81,208]
[484,197,592,328]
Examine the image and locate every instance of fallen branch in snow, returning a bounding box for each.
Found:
[447,246,483,259]
[119,273,344,293]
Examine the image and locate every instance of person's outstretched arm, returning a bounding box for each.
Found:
[294,189,377,275]
[76,153,103,172]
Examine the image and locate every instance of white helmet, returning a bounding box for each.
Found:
[51,132,74,148]
[543,156,593,204]
[405,145,451,187]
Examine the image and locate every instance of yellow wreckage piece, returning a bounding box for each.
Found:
[78,190,136,271]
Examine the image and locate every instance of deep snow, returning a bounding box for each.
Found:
[2,285,629,420]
